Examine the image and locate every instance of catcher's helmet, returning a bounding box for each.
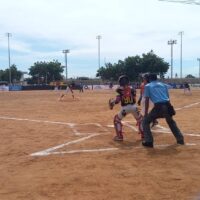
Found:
[118,75,129,86]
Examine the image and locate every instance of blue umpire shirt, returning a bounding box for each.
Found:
[144,80,170,104]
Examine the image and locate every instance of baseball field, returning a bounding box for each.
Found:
[0,88,200,200]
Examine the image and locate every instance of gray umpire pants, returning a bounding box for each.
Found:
[143,102,184,143]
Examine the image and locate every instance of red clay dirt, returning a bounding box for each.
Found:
[0,89,200,200]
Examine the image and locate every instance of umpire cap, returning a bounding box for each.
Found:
[148,73,157,82]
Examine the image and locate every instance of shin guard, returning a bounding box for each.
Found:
[136,115,144,139]
[114,115,123,139]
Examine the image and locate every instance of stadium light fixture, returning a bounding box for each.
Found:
[96,35,102,69]
[168,39,177,79]
[6,33,12,84]
[62,49,70,80]
[197,58,200,78]
[178,31,184,79]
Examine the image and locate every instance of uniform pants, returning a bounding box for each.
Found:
[143,102,184,143]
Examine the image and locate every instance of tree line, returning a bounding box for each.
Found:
[0,65,23,83]
[0,60,64,84]
[96,51,169,81]
[0,51,196,84]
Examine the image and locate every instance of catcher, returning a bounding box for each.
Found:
[109,75,143,141]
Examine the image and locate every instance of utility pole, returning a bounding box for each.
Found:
[178,31,184,79]
[197,58,200,79]
[96,35,102,69]
[6,33,12,84]
[168,39,177,79]
[62,49,70,80]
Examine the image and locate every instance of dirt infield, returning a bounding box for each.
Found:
[0,89,200,200]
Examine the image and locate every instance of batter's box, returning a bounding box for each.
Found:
[30,121,200,157]
[30,133,119,156]
[30,122,113,156]
[57,134,115,151]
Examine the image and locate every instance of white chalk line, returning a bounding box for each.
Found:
[31,120,200,157]
[1,115,199,137]
[31,133,100,156]
[35,148,119,156]
[0,115,117,156]
[31,143,198,156]
[0,116,74,126]
[0,108,200,157]
[122,121,138,131]
[151,124,200,137]
[110,123,200,137]
[0,115,110,136]
[175,102,200,111]
[0,116,105,128]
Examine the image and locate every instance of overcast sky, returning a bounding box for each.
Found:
[0,0,200,78]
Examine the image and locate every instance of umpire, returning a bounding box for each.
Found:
[142,73,184,148]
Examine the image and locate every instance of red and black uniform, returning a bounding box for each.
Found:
[112,86,143,141]
[115,86,136,106]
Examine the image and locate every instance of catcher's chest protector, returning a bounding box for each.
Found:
[120,87,136,106]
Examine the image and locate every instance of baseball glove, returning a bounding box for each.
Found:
[109,98,115,110]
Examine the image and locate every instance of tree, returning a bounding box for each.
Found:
[185,74,195,78]
[96,51,169,81]
[140,51,169,78]
[28,60,64,84]
[0,65,23,82]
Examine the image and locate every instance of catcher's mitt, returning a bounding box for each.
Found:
[109,98,115,110]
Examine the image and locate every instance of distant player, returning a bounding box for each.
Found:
[109,75,143,141]
[183,82,192,95]
[79,82,84,93]
[59,84,74,101]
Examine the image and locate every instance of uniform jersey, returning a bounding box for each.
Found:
[144,81,169,104]
[115,86,136,106]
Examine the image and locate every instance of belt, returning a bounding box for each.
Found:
[154,101,169,106]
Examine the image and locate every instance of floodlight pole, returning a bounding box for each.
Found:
[62,49,70,80]
[197,58,200,79]
[96,35,102,69]
[178,31,184,79]
[168,39,177,79]
[6,33,12,84]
